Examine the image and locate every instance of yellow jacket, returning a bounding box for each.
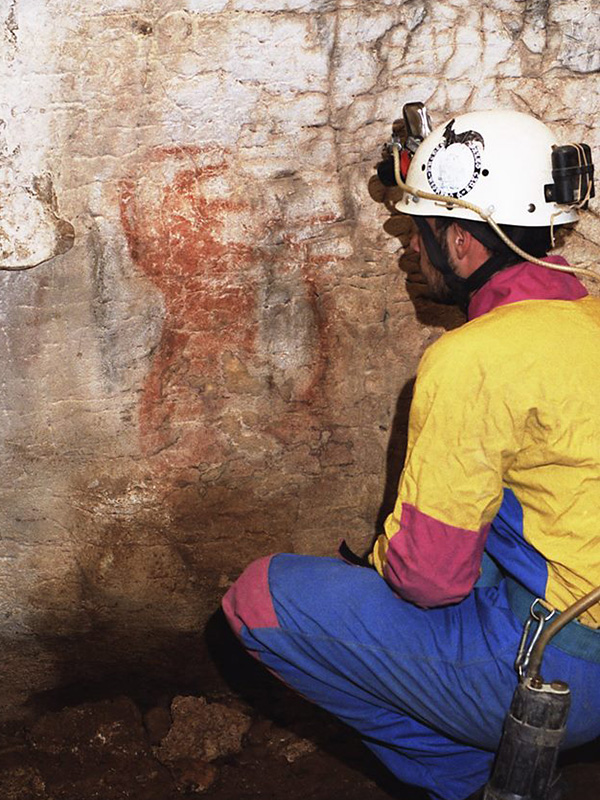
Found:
[370,258,600,627]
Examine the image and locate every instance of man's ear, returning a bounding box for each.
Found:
[448,222,471,261]
[446,222,489,278]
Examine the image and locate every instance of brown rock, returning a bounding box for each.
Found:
[155,696,252,764]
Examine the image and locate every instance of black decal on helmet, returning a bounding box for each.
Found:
[442,119,485,149]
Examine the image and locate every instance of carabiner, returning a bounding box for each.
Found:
[514,598,556,680]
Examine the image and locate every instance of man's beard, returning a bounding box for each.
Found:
[421,229,456,304]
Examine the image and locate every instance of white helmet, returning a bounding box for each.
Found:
[399,110,579,227]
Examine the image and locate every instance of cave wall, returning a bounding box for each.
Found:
[0,0,599,719]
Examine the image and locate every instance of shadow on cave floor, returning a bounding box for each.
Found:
[0,609,597,799]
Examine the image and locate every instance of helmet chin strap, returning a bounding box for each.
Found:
[414,218,524,312]
[456,218,523,297]
[465,253,522,296]
[463,253,521,296]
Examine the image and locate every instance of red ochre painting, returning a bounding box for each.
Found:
[120,146,337,478]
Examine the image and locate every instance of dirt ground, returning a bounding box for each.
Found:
[0,689,425,800]
[0,613,597,800]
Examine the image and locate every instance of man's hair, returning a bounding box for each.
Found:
[433,217,553,259]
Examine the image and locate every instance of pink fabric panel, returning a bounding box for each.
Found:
[468,258,587,321]
[383,503,489,607]
[222,555,280,637]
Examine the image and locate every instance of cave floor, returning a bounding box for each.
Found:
[0,684,598,800]
[0,617,597,800]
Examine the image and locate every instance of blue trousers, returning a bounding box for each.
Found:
[222,554,600,800]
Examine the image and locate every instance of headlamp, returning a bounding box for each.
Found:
[546,144,595,208]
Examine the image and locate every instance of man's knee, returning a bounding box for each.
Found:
[222,554,281,638]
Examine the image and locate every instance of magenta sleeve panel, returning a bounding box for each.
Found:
[383,503,490,607]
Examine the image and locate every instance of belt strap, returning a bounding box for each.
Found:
[505,578,600,664]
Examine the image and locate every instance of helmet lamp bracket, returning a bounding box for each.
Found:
[378,102,432,187]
